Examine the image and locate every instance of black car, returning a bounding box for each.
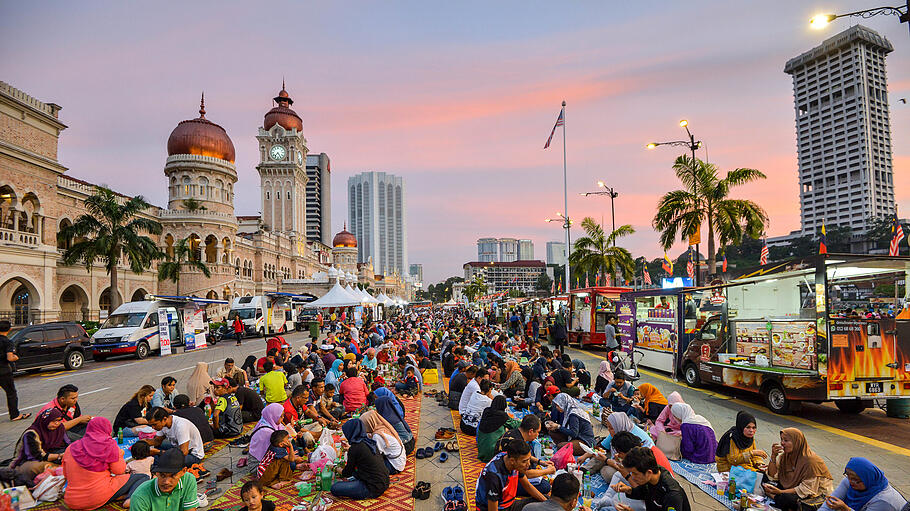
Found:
[9,322,91,371]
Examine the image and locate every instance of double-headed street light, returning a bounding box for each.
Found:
[580,181,618,245]
[647,119,704,286]
[810,2,909,38]
[546,213,572,289]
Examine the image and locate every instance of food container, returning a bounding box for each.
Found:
[295,482,312,496]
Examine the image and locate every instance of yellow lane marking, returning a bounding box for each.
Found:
[578,349,910,458]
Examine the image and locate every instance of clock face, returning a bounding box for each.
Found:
[296,152,303,166]
[269,145,286,161]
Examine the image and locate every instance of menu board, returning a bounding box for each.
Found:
[770,321,816,370]
[734,321,770,360]
[636,320,676,352]
[616,301,635,353]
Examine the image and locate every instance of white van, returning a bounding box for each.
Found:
[89,300,182,360]
[229,296,291,336]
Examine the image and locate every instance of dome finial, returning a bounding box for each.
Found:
[199,92,206,118]
[282,77,286,91]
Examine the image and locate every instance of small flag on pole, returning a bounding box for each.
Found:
[686,248,695,279]
[643,267,652,285]
[760,238,769,265]
[662,252,673,274]
[890,212,905,256]
[722,252,728,273]
[543,107,565,149]
[557,281,562,293]
[819,222,827,255]
[551,280,555,294]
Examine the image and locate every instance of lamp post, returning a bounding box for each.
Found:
[810,2,910,38]
[546,213,572,289]
[647,119,704,286]
[581,182,619,245]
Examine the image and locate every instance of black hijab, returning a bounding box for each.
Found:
[716,410,756,457]
[478,395,511,434]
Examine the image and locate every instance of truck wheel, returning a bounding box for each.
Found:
[136,341,150,360]
[764,383,791,414]
[64,350,85,370]
[258,328,265,338]
[835,399,869,414]
[683,362,701,387]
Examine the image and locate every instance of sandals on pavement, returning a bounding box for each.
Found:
[11,413,31,422]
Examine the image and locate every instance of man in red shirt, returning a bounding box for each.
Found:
[281,385,323,446]
[338,367,368,413]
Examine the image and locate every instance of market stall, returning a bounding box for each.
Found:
[566,286,629,348]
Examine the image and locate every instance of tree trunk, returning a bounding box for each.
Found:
[110,264,120,313]
[175,270,180,296]
[707,210,716,278]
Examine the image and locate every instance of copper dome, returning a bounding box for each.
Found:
[263,84,303,132]
[333,223,357,248]
[167,94,235,163]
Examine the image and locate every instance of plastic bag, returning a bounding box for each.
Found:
[551,442,575,470]
[32,475,65,502]
[730,465,761,494]
[309,444,337,469]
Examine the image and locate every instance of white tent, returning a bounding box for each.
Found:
[361,290,380,304]
[376,293,395,306]
[304,282,362,308]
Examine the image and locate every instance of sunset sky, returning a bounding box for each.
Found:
[2,1,908,284]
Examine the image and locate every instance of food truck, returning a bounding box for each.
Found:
[681,254,910,414]
[567,286,630,348]
[527,295,569,341]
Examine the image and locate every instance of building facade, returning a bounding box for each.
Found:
[0,80,411,326]
[518,239,534,260]
[408,263,423,289]
[347,171,408,277]
[305,152,331,246]
[477,237,498,262]
[546,241,566,266]
[463,260,546,294]
[475,237,533,262]
[784,25,895,234]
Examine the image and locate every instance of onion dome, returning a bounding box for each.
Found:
[327,266,340,277]
[333,223,357,248]
[263,81,303,132]
[167,93,236,163]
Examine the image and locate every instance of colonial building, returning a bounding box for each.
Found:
[0,80,411,326]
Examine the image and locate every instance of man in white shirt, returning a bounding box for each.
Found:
[459,368,488,416]
[147,407,206,468]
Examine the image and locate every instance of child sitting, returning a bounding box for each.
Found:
[239,481,276,511]
[257,430,303,489]
[319,385,344,420]
[395,366,420,397]
[126,441,153,477]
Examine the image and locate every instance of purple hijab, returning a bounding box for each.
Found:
[250,403,283,460]
[69,417,121,472]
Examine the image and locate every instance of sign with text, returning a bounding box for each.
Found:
[157,309,172,356]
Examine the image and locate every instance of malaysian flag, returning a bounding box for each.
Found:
[760,238,769,265]
[686,248,694,279]
[643,266,652,285]
[543,107,565,149]
[890,214,905,256]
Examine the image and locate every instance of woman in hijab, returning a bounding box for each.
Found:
[715,411,768,472]
[362,348,378,371]
[498,361,525,398]
[819,457,907,511]
[361,410,406,474]
[631,383,668,422]
[325,359,344,392]
[572,360,591,390]
[594,360,614,394]
[545,393,594,455]
[765,428,834,511]
[671,402,718,464]
[62,417,148,510]
[186,361,212,406]
[373,394,415,454]
[330,419,390,500]
[10,408,68,480]
[250,403,285,462]
[476,395,521,462]
[649,391,684,440]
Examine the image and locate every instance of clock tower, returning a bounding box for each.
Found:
[256,83,308,238]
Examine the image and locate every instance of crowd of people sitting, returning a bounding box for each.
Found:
[1,307,907,511]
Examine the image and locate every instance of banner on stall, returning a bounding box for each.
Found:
[157,308,172,356]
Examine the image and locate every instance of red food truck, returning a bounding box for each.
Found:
[566,286,630,348]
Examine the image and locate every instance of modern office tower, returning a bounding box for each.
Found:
[546,241,566,266]
[498,238,518,262]
[518,239,534,260]
[409,263,423,285]
[784,25,895,234]
[347,172,408,275]
[477,237,499,262]
[305,153,331,245]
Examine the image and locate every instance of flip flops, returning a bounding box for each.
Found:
[434,441,444,452]
[445,441,459,452]
[438,452,449,463]
[411,481,430,500]
[10,413,31,422]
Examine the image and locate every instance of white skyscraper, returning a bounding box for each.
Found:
[546,241,566,266]
[785,25,895,234]
[518,239,534,260]
[305,153,331,246]
[347,172,408,276]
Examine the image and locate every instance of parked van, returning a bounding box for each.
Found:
[229,296,291,336]
[89,300,181,360]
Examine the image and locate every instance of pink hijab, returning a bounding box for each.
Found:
[69,417,121,472]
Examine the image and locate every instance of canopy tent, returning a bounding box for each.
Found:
[361,290,380,304]
[304,282,362,308]
[376,293,396,306]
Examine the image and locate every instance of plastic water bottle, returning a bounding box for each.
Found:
[9,488,19,511]
[117,427,123,444]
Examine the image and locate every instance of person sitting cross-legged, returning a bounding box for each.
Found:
[475,438,548,511]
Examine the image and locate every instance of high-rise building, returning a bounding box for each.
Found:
[499,238,518,262]
[477,237,499,262]
[784,25,895,234]
[347,171,408,276]
[463,260,547,293]
[409,263,423,287]
[518,239,534,260]
[305,153,331,246]
[546,241,566,266]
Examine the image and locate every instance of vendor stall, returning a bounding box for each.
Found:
[566,286,629,348]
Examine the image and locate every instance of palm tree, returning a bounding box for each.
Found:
[182,198,207,212]
[569,217,636,284]
[652,155,768,275]
[157,236,211,296]
[463,276,488,302]
[58,186,162,313]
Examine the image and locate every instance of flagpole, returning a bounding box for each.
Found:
[562,100,571,293]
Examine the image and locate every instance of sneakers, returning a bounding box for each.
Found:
[434,428,455,440]
[229,435,251,448]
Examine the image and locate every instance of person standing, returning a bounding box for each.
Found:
[0,320,29,421]
[604,315,621,352]
[233,315,244,346]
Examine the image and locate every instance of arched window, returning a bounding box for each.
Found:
[204,235,218,264]
[199,177,209,198]
[182,177,192,196]
[57,218,72,250]
[12,285,29,324]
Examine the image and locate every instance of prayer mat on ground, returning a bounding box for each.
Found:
[206,391,421,511]
[669,459,735,511]
[448,409,486,511]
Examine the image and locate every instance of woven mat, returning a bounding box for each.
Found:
[207,391,422,511]
[444,377,487,511]
[669,459,735,511]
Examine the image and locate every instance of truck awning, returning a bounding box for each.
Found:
[147,295,230,305]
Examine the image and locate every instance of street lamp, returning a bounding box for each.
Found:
[546,213,572,289]
[810,3,909,38]
[581,182,619,245]
[647,119,704,286]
